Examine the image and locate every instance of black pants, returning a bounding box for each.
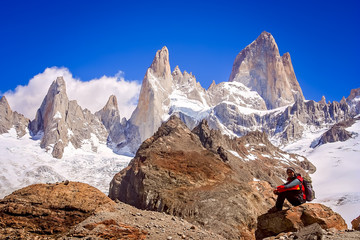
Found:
[275,191,305,210]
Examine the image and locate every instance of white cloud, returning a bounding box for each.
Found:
[4,67,141,120]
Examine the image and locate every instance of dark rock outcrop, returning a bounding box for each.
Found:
[109,115,315,239]
[255,203,347,239]
[0,96,30,137]
[314,117,358,147]
[352,215,360,230]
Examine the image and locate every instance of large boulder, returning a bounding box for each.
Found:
[0,182,225,240]
[255,203,347,239]
[352,215,360,230]
[0,181,114,239]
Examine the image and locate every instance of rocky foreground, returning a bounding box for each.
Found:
[0,181,224,240]
[1,181,359,240]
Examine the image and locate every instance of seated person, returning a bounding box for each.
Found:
[271,167,306,211]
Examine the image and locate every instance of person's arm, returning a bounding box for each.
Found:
[284,179,301,189]
[276,178,301,192]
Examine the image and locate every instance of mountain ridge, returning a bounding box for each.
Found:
[1,32,359,158]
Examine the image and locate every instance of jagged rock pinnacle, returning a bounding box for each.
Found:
[149,46,171,80]
[30,76,107,158]
[0,96,10,111]
[0,96,30,137]
[229,31,304,109]
[105,95,119,110]
[319,96,326,105]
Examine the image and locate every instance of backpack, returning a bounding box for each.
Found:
[302,176,315,201]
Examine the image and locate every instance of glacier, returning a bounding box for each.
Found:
[0,127,131,198]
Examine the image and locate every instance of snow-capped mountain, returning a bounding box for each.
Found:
[0,31,359,227]
[229,31,304,109]
[0,96,29,138]
[118,32,355,154]
[29,76,108,158]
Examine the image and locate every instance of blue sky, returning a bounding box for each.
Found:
[1,0,359,107]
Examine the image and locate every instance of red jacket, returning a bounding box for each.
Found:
[277,175,306,200]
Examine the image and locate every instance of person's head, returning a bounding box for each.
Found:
[286,167,296,178]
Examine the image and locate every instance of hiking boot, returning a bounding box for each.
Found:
[267,207,281,213]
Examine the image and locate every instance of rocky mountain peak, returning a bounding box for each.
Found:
[340,96,347,104]
[0,96,29,137]
[255,30,278,48]
[208,80,216,90]
[347,87,360,101]
[95,95,120,131]
[50,76,67,96]
[172,65,183,84]
[1,96,7,106]
[0,96,11,116]
[30,77,107,158]
[140,115,190,150]
[192,119,224,151]
[347,87,360,115]
[149,46,171,81]
[319,95,327,105]
[172,65,182,75]
[106,95,119,109]
[129,47,174,143]
[228,31,304,109]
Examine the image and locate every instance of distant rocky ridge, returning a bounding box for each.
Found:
[312,116,360,147]
[117,32,359,154]
[347,88,360,114]
[109,115,316,239]
[0,96,29,138]
[29,77,108,158]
